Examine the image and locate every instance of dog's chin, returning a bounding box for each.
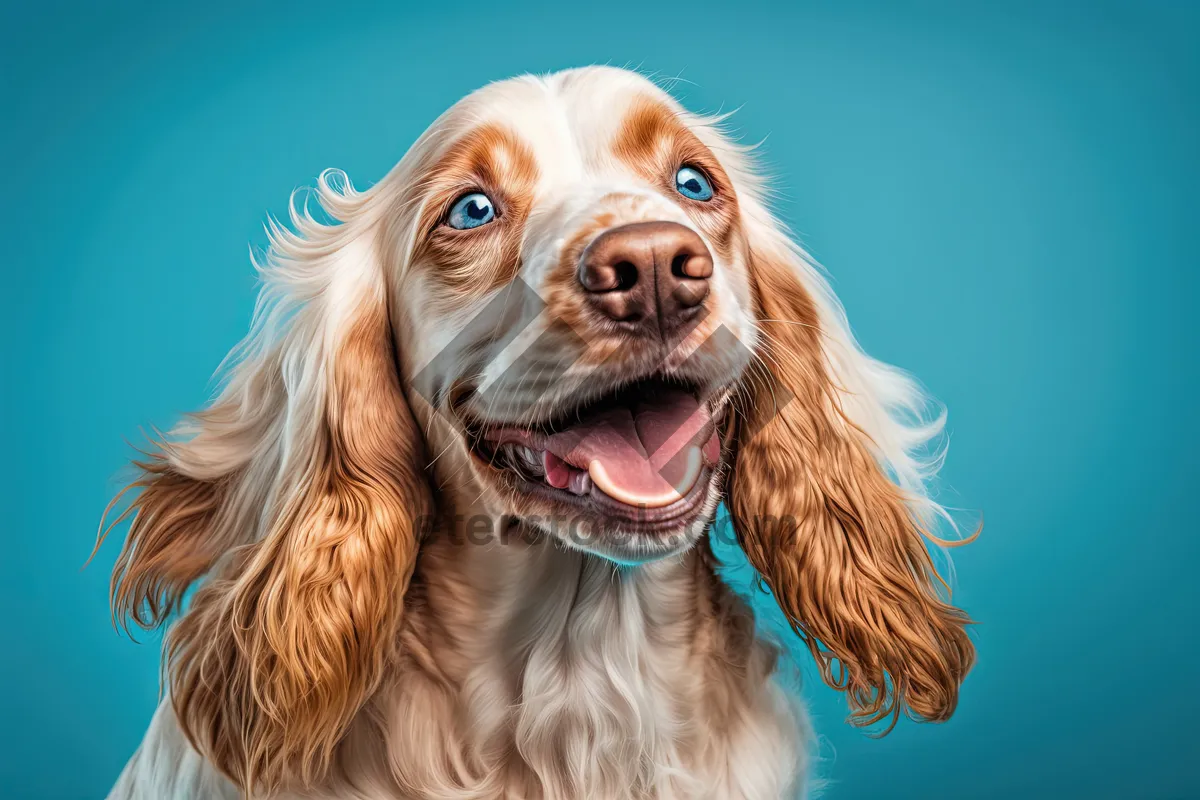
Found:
[507,466,723,565]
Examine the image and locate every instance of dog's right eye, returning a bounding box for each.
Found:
[446,192,496,230]
[674,166,714,202]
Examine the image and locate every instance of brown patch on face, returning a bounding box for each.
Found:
[539,209,625,366]
[412,123,540,296]
[538,198,726,374]
[611,96,741,263]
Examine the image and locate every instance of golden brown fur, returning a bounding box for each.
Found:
[107,272,433,794]
[100,66,972,800]
[412,123,540,296]
[612,96,741,262]
[730,241,974,731]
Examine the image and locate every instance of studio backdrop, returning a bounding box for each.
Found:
[3,1,1197,798]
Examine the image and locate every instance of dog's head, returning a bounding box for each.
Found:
[102,67,973,794]
[397,70,759,563]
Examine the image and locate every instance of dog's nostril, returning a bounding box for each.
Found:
[672,250,713,280]
[613,261,639,290]
[670,253,691,279]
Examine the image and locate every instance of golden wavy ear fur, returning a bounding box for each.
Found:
[729,232,975,731]
[98,177,432,794]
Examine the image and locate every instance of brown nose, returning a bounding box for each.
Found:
[578,221,713,337]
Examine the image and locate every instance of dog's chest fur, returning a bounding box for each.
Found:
[355,536,807,800]
[113,538,806,800]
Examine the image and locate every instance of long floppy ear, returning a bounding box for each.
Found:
[98,171,432,793]
[728,215,974,731]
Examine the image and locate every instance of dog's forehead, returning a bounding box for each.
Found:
[444,68,685,181]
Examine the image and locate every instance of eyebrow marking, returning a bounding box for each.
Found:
[612,95,689,174]
[610,95,742,263]
[415,122,540,295]
[422,122,540,216]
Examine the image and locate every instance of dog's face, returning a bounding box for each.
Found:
[102,67,975,795]
[392,70,757,562]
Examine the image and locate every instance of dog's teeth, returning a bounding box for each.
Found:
[515,447,542,476]
[568,469,592,496]
[493,442,546,481]
[499,443,521,471]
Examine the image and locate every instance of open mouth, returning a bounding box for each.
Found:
[465,376,727,529]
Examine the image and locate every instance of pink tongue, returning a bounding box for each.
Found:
[545,389,714,507]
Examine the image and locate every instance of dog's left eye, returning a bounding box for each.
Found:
[447,192,496,229]
[674,166,714,201]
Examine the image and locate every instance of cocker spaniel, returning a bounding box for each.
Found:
[100,66,973,800]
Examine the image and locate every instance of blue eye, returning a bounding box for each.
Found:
[447,192,496,229]
[674,166,714,201]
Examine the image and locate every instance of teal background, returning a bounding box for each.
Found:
[3,1,1198,798]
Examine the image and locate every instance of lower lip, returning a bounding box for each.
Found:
[498,463,715,535]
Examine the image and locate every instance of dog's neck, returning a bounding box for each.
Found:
[350,509,802,799]
[409,515,722,689]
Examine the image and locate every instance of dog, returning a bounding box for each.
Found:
[100,66,974,799]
